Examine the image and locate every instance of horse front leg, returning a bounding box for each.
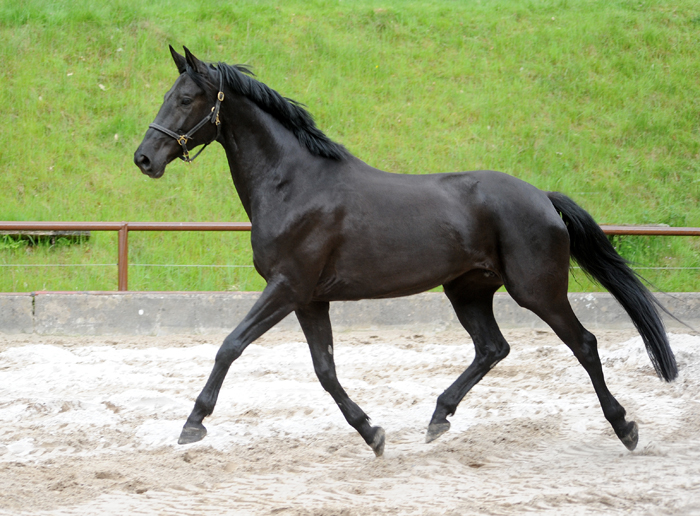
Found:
[296,301,386,457]
[427,279,509,443]
[178,278,297,444]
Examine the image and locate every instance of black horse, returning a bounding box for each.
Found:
[134,47,677,456]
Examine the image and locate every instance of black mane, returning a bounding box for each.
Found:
[188,61,348,161]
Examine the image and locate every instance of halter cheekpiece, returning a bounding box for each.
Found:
[148,72,225,163]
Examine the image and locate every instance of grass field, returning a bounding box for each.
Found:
[1,0,699,292]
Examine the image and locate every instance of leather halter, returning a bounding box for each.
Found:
[148,73,225,163]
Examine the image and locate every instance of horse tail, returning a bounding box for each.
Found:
[547,191,677,382]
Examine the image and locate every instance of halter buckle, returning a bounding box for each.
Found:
[177,135,189,145]
[218,92,225,102]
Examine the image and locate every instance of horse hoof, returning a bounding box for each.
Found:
[178,423,207,445]
[370,426,386,457]
[619,421,639,451]
[425,421,450,444]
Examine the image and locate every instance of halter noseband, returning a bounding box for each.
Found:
[148,73,225,163]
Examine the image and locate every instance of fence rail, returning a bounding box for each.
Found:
[1,221,698,291]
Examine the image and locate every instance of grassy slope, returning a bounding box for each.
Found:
[0,0,698,292]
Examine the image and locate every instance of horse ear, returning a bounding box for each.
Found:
[183,46,209,76]
[170,45,187,74]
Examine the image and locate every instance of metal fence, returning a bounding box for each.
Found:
[0,221,698,291]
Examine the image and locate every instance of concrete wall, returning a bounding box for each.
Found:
[1,291,697,336]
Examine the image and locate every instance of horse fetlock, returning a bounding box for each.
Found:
[345,409,371,430]
[435,394,457,419]
[604,401,627,423]
[193,396,216,420]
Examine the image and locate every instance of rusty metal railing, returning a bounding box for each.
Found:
[0,222,251,291]
[0,221,697,291]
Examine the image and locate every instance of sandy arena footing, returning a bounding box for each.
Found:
[0,329,698,515]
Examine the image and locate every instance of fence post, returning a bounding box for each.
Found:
[118,223,129,291]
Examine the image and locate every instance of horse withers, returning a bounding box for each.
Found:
[134,47,677,457]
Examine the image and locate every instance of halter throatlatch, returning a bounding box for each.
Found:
[148,73,225,163]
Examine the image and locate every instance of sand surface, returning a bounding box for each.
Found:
[1,329,699,515]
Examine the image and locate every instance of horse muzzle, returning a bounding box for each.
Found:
[134,147,167,178]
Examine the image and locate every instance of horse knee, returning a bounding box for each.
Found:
[311,357,340,393]
[315,366,337,392]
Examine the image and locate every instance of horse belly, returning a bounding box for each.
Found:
[314,224,488,301]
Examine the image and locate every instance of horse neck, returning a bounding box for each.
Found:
[218,95,310,221]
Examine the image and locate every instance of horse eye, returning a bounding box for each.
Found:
[181,97,193,106]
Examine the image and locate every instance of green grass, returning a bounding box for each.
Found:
[1,0,698,292]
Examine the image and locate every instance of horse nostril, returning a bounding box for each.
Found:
[134,152,152,171]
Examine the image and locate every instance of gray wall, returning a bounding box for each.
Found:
[1,291,697,336]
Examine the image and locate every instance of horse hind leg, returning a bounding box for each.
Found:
[296,301,385,457]
[499,215,638,450]
[427,275,509,443]
[509,283,639,450]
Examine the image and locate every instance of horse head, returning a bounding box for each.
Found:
[134,46,222,178]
